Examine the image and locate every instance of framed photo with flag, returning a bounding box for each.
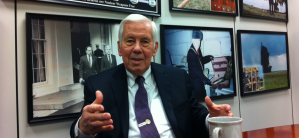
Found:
[160,24,237,101]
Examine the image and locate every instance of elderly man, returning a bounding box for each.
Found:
[70,14,233,138]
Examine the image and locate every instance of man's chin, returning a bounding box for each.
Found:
[127,67,147,76]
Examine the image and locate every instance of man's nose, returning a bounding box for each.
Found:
[133,41,142,53]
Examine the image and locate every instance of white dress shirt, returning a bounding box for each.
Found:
[74,66,209,138]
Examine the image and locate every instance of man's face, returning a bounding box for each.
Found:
[192,39,201,50]
[105,46,111,54]
[86,47,92,55]
[117,20,158,76]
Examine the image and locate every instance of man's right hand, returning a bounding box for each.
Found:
[79,78,84,84]
[78,91,114,136]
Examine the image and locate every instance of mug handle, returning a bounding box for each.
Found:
[212,127,222,138]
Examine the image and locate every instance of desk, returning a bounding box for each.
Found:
[242,124,299,138]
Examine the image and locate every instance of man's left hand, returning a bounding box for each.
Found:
[205,96,233,118]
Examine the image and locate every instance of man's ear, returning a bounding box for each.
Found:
[152,41,159,57]
[118,41,122,56]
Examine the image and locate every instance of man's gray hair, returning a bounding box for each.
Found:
[118,14,157,45]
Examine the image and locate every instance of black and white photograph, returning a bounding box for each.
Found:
[160,25,237,101]
[27,0,161,16]
[26,13,122,122]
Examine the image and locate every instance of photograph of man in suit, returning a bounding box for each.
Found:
[94,44,104,71]
[101,45,117,71]
[79,46,100,84]
[187,30,214,100]
[71,14,233,138]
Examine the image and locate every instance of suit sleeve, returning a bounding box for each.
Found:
[70,77,96,138]
[94,56,100,73]
[113,55,117,67]
[185,71,210,137]
[101,56,105,72]
[201,56,211,65]
[187,52,210,83]
[79,57,84,79]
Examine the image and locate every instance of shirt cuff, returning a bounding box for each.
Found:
[75,117,96,138]
[205,114,210,131]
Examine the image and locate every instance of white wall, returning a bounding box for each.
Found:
[234,2,292,131]
[0,1,17,138]
[0,0,295,137]
[288,0,299,124]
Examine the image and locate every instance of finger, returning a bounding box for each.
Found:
[89,119,113,127]
[92,90,103,104]
[98,125,114,132]
[228,112,234,117]
[84,104,104,113]
[205,96,215,109]
[224,104,231,112]
[88,113,112,122]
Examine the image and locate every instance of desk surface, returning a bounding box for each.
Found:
[242,124,299,138]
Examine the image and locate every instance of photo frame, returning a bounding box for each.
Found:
[169,0,238,16]
[26,13,124,123]
[237,30,290,97]
[239,0,288,22]
[160,25,237,101]
[26,0,161,17]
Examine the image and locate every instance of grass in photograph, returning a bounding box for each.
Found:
[264,70,288,90]
[243,3,286,20]
[173,0,211,11]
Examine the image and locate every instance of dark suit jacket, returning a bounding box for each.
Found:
[79,55,100,80]
[187,44,211,99]
[101,54,117,71]
[70,63,209,138]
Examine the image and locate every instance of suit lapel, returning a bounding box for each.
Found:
[151,63,182,138]
[110,65,129,138]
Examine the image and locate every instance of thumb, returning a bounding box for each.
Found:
[205,96,214,109]
[92,90,103,104]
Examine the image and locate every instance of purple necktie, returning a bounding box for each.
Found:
[135,76,160,138]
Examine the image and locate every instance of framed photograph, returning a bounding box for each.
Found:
[240,0,288,22]
[169,0,238,16]
[160,25,237,101]
[237,30,290,97]
[26,13,124,123]
[26,0,161,17]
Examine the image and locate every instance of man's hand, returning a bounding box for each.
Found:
[206,55,214,61]
[205,96,233,118]
[79,78,84,84]
[78,91,114,136]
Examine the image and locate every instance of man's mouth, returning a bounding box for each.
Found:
[132,58,143,61]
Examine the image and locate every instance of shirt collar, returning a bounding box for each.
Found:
[126,66,152,88]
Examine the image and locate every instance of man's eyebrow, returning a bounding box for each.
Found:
[141,36,150,40]
[126,36,134,39]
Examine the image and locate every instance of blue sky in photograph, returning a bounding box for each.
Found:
[241,33,287,72]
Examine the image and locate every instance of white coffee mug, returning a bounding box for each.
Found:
[208,116,243,138]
